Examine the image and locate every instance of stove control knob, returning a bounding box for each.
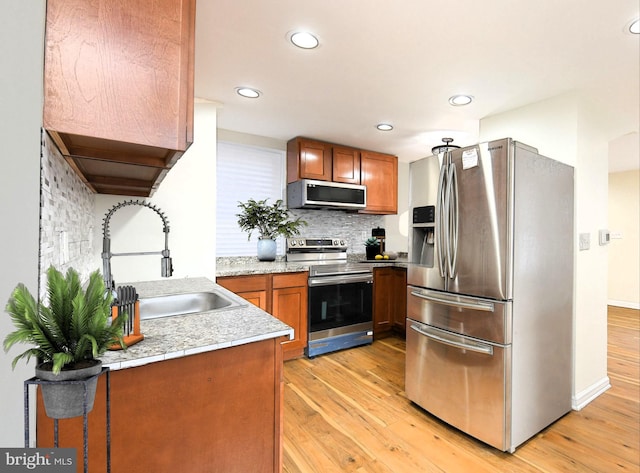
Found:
[333,240,338,246]
[289,240,296,247]
[298,239,305,246]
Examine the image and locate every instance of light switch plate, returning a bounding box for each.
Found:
[579,233,590,251]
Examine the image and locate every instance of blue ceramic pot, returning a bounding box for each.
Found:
[257,238,277,261]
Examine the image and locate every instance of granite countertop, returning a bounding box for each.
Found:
[216,256,409,277]
[100,277,294,371]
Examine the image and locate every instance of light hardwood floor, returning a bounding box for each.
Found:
[282,306,639,472]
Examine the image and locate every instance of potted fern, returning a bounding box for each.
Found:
[3,266,126,419]
[237,198,307,261]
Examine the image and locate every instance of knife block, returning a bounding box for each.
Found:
[109,300,144,350]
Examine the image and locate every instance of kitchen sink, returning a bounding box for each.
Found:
[139,290,244,320]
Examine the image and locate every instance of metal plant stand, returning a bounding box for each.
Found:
[24,367,111,473]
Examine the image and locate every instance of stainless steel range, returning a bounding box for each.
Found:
[286,237,374,357]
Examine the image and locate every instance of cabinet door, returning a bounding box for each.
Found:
[272,286,308,360]
[360,151,398,214]
[217,275,271,312]
[332,146,361,184]
[43,0,195,196]
[373,268,394,337]
[287,138,331,182]
[238,290,269,311]
[392,268,408,332]
[272,272,308,360]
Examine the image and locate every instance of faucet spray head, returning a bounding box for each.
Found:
[161,249,173,277]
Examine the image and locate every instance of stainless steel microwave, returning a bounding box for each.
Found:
[287,179,367,210]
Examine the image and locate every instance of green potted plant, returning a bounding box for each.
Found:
[3,266,126,419]
[364,237,381,260]
[237,198,307,261]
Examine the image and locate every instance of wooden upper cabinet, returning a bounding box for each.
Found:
[332,146,361,184]
[360,151,398,214]
[43,0,196,197]
[287,138,332,183]
[287,136,398,215]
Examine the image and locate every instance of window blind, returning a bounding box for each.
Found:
[216,141,285,256]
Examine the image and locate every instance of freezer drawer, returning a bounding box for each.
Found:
[407,285,512,344]
[406,320,511,451]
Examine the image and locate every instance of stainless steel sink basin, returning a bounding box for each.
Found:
[139,290,243,320]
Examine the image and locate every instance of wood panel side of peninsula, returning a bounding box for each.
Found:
[37,337,285,473]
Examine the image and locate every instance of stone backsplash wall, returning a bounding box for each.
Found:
[39,131,96,296]
[288,208,383,255]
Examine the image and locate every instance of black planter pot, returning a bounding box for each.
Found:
[365,245,380,260]
[35,360,102,419]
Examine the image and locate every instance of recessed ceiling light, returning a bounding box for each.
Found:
[449,95,473,106]
[235,87,261,98]
[376,123,393,131]
[290,31,319,49]
[629,19,640,34]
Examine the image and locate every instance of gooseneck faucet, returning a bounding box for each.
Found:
[102,200,173,291]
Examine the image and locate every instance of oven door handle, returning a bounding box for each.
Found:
[410,324,494,355]
[410,289,495,312]
[309,274,373,286]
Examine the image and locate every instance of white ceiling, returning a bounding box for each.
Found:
[194,0,639,170]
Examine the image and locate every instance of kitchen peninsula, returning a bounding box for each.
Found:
[36,278,293,473]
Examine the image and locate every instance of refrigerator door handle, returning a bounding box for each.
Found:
[410,289,496,312]
[410,323,494,355]
[436,161,448,278]
[447,163,459,277]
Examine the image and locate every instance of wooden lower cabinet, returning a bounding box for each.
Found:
[373,267,407,337]
[272,273,308,360]
[37,337,286,473]
[218,272,308,360]
[216,274,270,312]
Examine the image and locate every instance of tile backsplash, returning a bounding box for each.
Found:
[39,131,96,296]
[288,208,383,254]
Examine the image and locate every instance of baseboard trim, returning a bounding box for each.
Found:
[608,300,640,310]
[572,376,611,410]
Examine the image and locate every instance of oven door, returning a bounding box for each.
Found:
[308,273,373,336]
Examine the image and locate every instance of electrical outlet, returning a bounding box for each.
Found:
[361,231,368,241]
[579,233,590,251]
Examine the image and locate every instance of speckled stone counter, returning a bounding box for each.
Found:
[100,277,294,370]
[215,255,409,277]
[216,257,310,277]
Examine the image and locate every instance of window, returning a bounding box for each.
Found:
[216,141,285,256]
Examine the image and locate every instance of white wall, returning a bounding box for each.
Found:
[608,170,640,309]
[479,92,611,409]
[0,0,45,447]
[383,161,409,254]
[93,103,218,284]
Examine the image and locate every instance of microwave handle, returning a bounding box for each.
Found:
[410,323,494,355]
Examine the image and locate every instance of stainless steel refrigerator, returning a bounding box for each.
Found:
[406,138,574,452]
